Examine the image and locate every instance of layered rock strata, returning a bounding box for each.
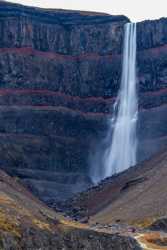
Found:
[0,2,167,203]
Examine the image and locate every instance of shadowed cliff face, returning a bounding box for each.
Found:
[0,1,167,203]
[137,20,167,161]
[0,1,128,203]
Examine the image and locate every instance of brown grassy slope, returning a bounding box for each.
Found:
[0,169,140,250]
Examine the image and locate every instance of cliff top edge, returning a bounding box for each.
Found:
[0,1,129,25]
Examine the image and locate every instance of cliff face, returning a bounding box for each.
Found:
[0,2,127,98]
[137,19,167,161]
[0,2,167,203]
[0,1,128,203]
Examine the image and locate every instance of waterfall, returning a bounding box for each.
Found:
[102,23,138,179]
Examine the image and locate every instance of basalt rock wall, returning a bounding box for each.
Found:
[0,1,167,202]
[0,1,128,203]
[137,19,167,160]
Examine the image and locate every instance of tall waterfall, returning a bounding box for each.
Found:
[103,23,138,179]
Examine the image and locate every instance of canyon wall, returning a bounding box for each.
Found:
[0,1,167,203]
[137,19,167,160]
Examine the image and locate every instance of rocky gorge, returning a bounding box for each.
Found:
[0,1,167,249]
[0,1,167,207]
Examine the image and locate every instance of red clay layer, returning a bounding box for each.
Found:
[142,88,167,97]
[0,88,116,103]
[140,44,167,57]
[0,104,111,119]
[0,43,167,61]
[0,132,77,143]
[0,47,116,61]
[0,101,166,119]
[0,88,166,104]
[0,88,165,118]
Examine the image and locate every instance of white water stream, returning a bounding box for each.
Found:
[103,23,138,178]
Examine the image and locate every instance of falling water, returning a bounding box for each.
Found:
[103,23,138,179]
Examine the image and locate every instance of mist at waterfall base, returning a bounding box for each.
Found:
[90,23,138,184]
